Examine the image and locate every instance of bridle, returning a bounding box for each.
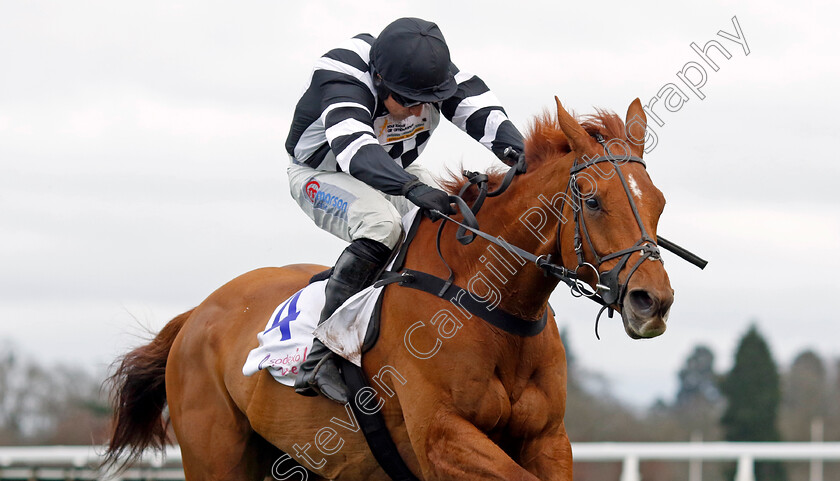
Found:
[557,134,661,306]
[432,137,705,337]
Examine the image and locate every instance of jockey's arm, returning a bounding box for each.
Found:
[440,64,525,165]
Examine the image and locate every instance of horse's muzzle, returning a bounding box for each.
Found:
[621,287,674,339]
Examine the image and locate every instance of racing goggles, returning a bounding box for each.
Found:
[390,91,424,108]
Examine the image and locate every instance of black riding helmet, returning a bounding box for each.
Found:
[370,18,458,104]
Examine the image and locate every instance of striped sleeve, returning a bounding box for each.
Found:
[320,80,417,195]
[441,66,525,162]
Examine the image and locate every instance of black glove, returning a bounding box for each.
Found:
[499,146,527,174]
[402,180,455,219]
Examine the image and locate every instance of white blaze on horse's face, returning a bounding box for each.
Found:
[627,174,643,200]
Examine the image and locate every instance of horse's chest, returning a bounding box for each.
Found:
[507,384,552,436]
[462,376,551,438]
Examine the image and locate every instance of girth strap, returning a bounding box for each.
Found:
[375,269,548,337]
[340,359,421,481]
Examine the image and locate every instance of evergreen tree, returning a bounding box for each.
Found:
[674,345,722,440]
[677,345,720,406]
[720,324,787,481]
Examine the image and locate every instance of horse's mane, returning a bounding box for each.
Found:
[440,108,627,201]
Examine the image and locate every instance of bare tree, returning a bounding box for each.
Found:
[0,342,110,445]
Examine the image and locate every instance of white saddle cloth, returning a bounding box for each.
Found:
[242,207,418,386]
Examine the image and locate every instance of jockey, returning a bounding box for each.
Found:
[286,17,525,403]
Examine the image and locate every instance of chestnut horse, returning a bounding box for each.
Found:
[106,98,674,481]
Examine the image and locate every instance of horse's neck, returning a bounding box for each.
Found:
[434,155,574,320]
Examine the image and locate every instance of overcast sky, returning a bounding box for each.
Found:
[1,1,838,408]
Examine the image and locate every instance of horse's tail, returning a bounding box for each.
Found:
[103,309,193,468]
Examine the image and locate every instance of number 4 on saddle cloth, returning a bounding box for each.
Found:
[241,208,421,385]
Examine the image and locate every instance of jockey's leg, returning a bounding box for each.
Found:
[294,238,391,403]
[287,163,403,403]
[319,238,392,320]
[287,163,405,248]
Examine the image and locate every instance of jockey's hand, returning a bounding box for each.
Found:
[500,146,527,174]
[402,180,455,220]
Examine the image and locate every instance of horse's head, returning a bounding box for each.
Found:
[551,98,674,339]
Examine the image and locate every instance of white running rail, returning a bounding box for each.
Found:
[2,443,840,480]
[574,442,840,481]
[0,445,182,480]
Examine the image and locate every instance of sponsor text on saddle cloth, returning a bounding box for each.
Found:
[242,208,420,385]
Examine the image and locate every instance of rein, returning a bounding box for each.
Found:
[429,136,707,338]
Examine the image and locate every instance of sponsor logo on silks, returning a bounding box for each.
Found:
[257,347,308,372]
[374,105,435,144]
[305,179,320,202]
[258,353,271,371]
[301,177,356,221]
[263,290,302,341]
[385,124,426,142]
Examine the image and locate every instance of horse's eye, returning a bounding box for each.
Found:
[585,197,600,210]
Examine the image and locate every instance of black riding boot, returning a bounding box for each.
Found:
[294,239,391,403]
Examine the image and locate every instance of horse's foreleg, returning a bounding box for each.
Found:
[415,412,542,481]
[518,423,573,481]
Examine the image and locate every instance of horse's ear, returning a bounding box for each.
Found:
[625,98,647,158]
[555,96,593,153]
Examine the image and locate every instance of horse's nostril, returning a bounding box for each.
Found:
[629,290,655,314]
